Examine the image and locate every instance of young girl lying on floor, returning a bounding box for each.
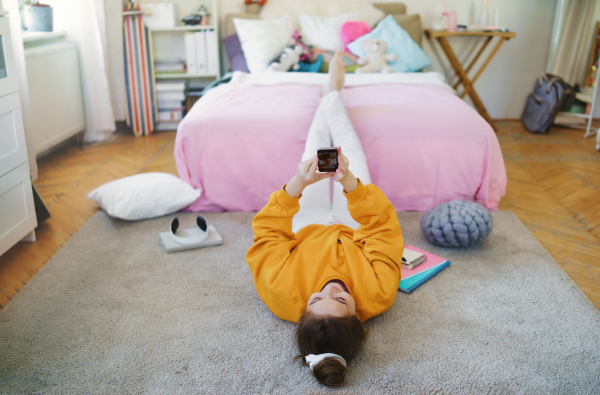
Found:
[246,53,404,387]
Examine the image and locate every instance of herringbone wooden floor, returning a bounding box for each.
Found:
[0,121,598,311]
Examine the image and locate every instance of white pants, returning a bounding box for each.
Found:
[292,91,371,233]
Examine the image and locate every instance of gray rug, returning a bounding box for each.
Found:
[1,211,599,394]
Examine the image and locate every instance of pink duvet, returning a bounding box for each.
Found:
[174,82,506,212]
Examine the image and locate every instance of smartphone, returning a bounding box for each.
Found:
[317,148,338,172]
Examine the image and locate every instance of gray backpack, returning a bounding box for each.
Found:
[521,74,574,134]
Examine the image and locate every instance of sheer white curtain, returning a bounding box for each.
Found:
[47,0,123,142]
[549,0,597,85]
[102,0,126,123]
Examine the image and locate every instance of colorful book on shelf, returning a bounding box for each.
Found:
[158,109,184,121]
[158,105,186,112]
[157,100,184,109]
[157,91,186,102]
[155,121,181,131]
[154,58,185,73]
[156,81,187,91]
[155,70,187,75]
[399,245,450,293]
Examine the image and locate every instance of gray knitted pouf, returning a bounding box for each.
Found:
[420,200,493,247]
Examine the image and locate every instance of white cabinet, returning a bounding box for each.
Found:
[0,10,37,257]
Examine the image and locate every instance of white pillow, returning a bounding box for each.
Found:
[318,0,385,27]
[298,12,360,51]
[87,173,202,221]
[234,14,295,73]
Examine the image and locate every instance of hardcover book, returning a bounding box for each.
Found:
[399,245,450,293]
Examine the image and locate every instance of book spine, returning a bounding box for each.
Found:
[205,29,219,76]
[156,82,186,91]
[156,92,186,102]
[195,31,208,75]
[185,32,198,75]
[158,110,184,121]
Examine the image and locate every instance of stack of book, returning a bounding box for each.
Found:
[154,58,186,75]
[156,81,187,131]
[185,83,206,111]
[399,245,451,293]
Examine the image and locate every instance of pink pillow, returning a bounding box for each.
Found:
[341,21,371,51]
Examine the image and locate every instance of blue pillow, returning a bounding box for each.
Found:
[347,15,431,72]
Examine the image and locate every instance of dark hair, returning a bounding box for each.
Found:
[294,312,368,387]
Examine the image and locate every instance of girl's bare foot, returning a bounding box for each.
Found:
[322,52,346,96]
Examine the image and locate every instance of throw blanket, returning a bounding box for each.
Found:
[174,72,506,212]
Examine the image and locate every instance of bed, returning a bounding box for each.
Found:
[174,1,506,213]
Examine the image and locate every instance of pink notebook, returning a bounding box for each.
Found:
[401,245,449,281]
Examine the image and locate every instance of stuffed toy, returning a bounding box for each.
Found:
[341,21,371,52]
[310,49,359,73]
[268,45,304,72]
[292,29,312,63]
[296,54,324,73]
[355,38,396,73]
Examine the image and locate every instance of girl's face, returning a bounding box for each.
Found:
[306,282,356,318]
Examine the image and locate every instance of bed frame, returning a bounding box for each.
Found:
[223,2,420,45]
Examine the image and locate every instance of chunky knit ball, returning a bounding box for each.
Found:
[420,200,493,247]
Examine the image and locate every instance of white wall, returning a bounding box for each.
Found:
[215,0,557,119]
[110,0,557,119]
[401,0,556,119]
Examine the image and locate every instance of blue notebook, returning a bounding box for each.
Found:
[399,245,450,293]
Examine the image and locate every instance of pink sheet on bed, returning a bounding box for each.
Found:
[174,83,506,212]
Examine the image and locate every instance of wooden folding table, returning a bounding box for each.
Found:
[424,29,517,132]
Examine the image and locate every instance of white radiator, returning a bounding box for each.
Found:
[24,41,85,155]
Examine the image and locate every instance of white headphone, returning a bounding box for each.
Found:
[305,353,347,371]
[170,216,208,245]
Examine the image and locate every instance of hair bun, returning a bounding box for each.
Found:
[311,357,348,387]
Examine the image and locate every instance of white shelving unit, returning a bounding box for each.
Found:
[552,19,600,150]
[151,24,221,80]
[149,0,220,78]
[554,71,600,151]
[147,0,220,131]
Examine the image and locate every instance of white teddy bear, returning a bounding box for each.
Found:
[355,38,396,73]
[268,45,304,72]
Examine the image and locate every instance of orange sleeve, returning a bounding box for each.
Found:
[245,186,301,316]
[345,182,404,307]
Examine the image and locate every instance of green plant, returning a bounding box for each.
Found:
[19,0,41,10]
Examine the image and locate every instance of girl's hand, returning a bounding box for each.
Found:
[285,155,333,198]
[332,146,349,183]
[332,147,359,193]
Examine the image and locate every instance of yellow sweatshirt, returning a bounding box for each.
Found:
[246,181,404,323]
